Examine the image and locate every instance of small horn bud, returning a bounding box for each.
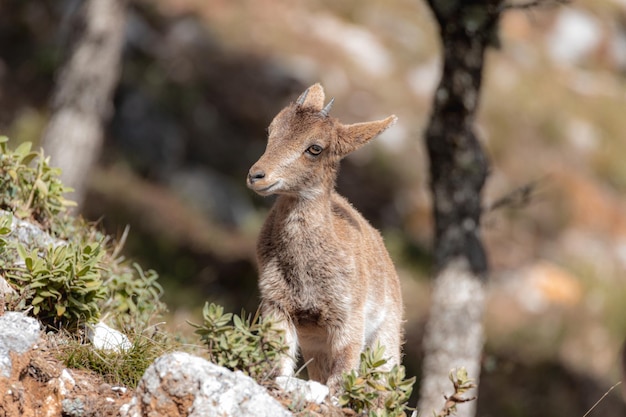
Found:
[320,98,335,117]
[296,88,310,105]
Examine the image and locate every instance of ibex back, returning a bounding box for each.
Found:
[247,83,403,391]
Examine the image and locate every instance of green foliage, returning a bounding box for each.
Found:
[191,302,288,382]
[100,261,166,329]
[0,137,166,332]
[435,368,477,417]
[0,137,75,228]
[0,213,11,248]
[339,344,415,417]
[6,242,107,329]
[0,137,175,389]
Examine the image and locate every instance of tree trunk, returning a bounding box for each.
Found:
[418,2,503,416]
[41,0,127,210]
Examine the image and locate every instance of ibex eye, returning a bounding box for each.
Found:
[306,145,323,156]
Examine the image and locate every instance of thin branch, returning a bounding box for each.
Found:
[435,368,478,417]
[501,0,570,11]
[111,224,130,259]
[294,357,315,379]
[484,179,542,213]
[581,381,622,417]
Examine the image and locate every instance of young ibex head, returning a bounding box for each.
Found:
[247,83,397,198]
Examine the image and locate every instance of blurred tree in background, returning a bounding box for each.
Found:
[42,0,127,209]
[418,1,500,415]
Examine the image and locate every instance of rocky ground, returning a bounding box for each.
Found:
[0,310,342,417]
[0,313,131,417]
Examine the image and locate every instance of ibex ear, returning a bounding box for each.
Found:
[337,115,397,155]
[296,83,325,111]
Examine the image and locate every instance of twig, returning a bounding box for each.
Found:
[295,357,315,379]
[437,392,477,417]
[435,368,477,417]
[485,179,541,213]
[111,224,130,259]
[581,381,622,417]
[501,0,570,11]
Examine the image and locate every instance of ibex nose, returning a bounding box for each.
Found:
[248,169,266,184]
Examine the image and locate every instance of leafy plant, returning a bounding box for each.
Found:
[435,367,477,417]
[339,344,415,417]
[6,242,107,330]
[0,137,167,332]
[100,261,166,329]
[0,213,11,248]
[0,137,175,385]
[0,137,75,229]
[191,302,288,382]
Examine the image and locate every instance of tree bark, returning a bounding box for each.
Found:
[418,2,503,417]
[41,0,127,210]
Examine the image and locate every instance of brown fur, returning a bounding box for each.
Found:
[247,83,403,391]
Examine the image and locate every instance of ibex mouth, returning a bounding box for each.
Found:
[253,181,280,195]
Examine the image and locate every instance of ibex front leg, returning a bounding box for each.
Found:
[262,303,298,377]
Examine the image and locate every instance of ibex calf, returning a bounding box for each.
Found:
[247,83,403,391]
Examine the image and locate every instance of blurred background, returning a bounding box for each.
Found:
[1,0,626,415]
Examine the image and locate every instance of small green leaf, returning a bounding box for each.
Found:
[25,256,33,270]
[16,244,29,261]
[371,359,387,368]
[34,179,49,196]
[56,304,66,317]
[20,152,38,166]
[14,141,32,157]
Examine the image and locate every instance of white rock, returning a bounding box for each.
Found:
[43,370,76,417]
[0,311,41,377]
[112,386,127,394]
[275,376,329,404]
[1,209,63,249]
[121,352,291,417]
[86,322,132,352]
[0,275,16,297]
[57,369,76,396]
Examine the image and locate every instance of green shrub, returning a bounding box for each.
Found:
[339,344,415,417]
[0,137,75,229]
[0,137,174,385]
[6,242,107,330]
[0,137,166,331]
[100,261,166,329]
[191,302,288,382]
